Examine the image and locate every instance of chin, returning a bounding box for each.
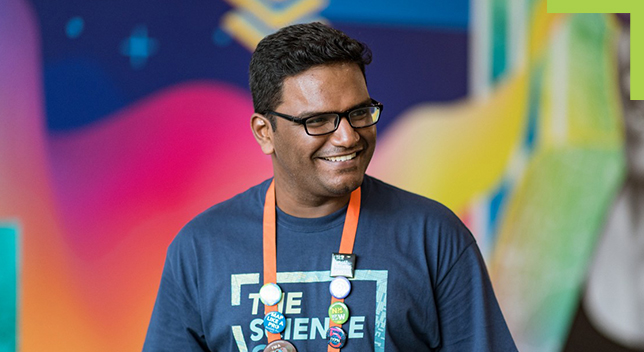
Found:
[324,173,365,196]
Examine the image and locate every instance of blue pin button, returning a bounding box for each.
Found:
[327,326,347,348]
[263,311,286,334]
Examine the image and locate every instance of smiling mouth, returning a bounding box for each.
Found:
[321,152,358,162]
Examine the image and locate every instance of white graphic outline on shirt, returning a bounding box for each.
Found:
[230,270,388,351]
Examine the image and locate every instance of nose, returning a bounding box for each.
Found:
[329,116,360,147]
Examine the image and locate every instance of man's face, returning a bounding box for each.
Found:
[269,63,376,202]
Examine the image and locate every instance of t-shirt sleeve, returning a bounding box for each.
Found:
[434,242,517,351]
[143,232,210,352]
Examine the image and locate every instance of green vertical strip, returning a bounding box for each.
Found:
[0,224,18,352]
[492,0,508,82]
[632,11,643,99]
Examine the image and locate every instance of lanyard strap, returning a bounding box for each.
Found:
[262,180,361,348]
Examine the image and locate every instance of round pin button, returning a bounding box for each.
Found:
[263,311,286,334]
[264,339,297,352]
[328,302,350,325]
[329,277,351,299]
[259,283,282,306]
[327,326,347,349]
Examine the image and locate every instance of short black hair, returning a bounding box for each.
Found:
[249,22,372,128]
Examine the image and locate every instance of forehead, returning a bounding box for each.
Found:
[278,63,369,115]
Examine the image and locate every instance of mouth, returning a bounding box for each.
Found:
[320,152,358,162]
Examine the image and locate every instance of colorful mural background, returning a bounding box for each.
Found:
[0,0,635,351]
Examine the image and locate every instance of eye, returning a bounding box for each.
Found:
[349,107,370,120]
[305,114,335,127]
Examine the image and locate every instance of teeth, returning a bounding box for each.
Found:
[324,152,357,162]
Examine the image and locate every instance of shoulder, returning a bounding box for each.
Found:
[361,175,475,257]
[167,179,271,255]
[362,175,466,228]
[193,178,270,225]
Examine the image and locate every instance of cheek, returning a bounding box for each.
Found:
[360,128,377,148]
[275,134,322,165]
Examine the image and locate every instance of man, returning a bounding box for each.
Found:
[143,22,516,351]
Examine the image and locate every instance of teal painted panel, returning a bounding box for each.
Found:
[323,0,469,30]
[491,0,508,81]
[0,224,18,352]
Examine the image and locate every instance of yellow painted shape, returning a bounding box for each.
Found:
[224,0,327,29]
[221,12,267,51]
[369,72,529,213]
[528,1,565,64]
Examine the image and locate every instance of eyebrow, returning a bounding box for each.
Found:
[296,98,373,119]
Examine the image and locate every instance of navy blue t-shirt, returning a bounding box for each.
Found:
[143,176,517,351]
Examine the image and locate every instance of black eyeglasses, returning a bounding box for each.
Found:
[266,99,383,136]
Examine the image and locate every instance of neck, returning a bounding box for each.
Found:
[273,182,352,218]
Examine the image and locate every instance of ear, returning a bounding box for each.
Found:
[250,113,275,155]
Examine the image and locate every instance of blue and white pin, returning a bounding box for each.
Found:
[329,276,351,299]
[327,326,347,348]
[263,311,286,334]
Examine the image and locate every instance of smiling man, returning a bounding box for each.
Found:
[253,62,376,217]
[143,22,516,352]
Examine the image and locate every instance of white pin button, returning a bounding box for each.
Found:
[259,283,282,306]
[329,276,351,299]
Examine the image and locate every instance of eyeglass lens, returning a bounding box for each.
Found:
[305,106,381,135]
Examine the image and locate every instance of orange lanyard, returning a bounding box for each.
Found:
[262,180,361,350]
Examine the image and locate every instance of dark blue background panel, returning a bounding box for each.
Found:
[30,0,468,132]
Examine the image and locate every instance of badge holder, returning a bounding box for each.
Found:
[262,181,361,352]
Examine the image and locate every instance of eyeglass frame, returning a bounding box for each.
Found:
[265,98,383,136]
